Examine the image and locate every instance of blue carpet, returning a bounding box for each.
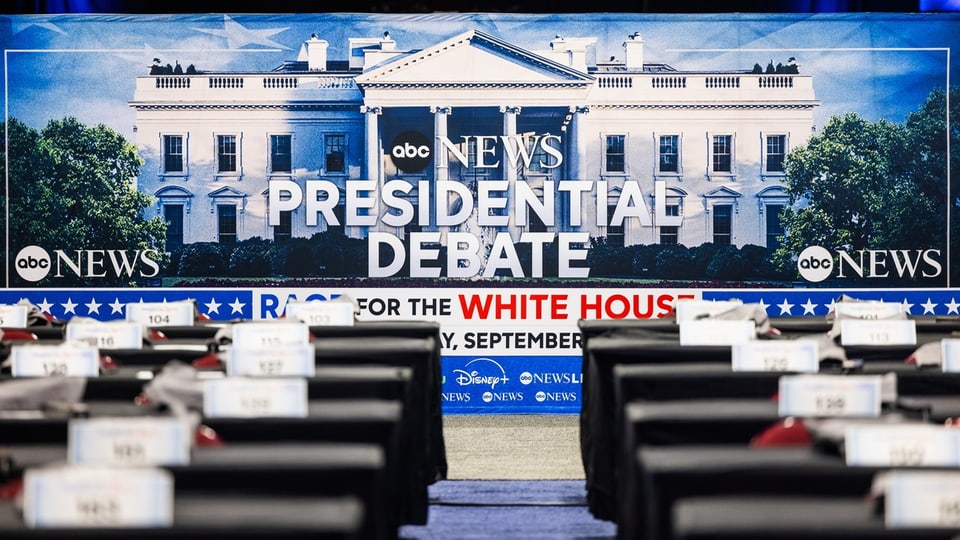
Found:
[399,480,616,540]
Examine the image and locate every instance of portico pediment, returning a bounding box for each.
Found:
[355,30,593,90]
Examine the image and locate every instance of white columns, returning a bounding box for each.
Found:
[501,105,521,235]
[360,105,382,183]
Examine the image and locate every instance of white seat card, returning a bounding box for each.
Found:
[22,466,174,529]
[778,374,882,417]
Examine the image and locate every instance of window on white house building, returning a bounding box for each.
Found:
[660,205,680,244]
[217,135,238,173]
[712,204,733,245]
[164,204,183,251]
[163,135,184,173]
[658,135,679,173]
[606,204,625,246]
[711,135,733,173]
[217,204,237,245]
[325,134,345,174]
[274,210,292,243]
[270,134,292,173]
[766,204,785,252]
[765,134,787,173]
[604,135,625,173]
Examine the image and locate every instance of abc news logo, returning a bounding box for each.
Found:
[14,245,161,282]
[14,245,52,282]
[797,246,833,282]
[797,245,942,283]
[389,131,431,173]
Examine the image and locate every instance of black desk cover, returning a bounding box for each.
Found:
[3,442,390,540]
[627,445,878,540]
[580,323,960,522]
[0,495,365,539]
[672,495,960,540]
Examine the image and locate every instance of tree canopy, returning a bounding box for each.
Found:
[0,117,166,286]
[773,86,959,284]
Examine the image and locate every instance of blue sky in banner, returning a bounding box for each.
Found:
[1,12,957,141]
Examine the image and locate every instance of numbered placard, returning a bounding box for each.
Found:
[778,374,882,417]
[67,321,143,350]
[226,344,316,377]
[203,377,308,418]
[839,319,917,346]
[22,466,174,529]
[845,424,960,467]
[285,300,355,326]
[942,339,960,372]
[11,342,99,377]
[678,320,755,346]
[731,339,819,372]
[68,417,192,467]
[126,302,194,327]
[674,299,743,322]
[231,322,310,348]
[885,470,960,528]
[0,304,29,328]
[833,301,905,320]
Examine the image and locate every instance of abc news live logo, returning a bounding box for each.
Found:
[15,245,161,282]
[797,245,942,283]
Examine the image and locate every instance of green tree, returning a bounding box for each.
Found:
[904,86,960,284]
[773,108,945,282]
[0,117,166,286]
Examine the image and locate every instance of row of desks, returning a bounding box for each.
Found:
[0,320,446,539]
[578,315,960,539]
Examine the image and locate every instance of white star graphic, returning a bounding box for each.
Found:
[12,20,67,36]
[204,298,222,315]
[85,298,102,315]
[37,298,54,313]
[111,43,165,66]
[756,298,770,313]
[946,298,960,315]
[800,298,818,315]
[920,298,938,315]
[901,298,915,315]
[192,14,289,49]
[777,298,795,316]
[229,298,246,315]
[61,298,78,315]
[109,298,125,315]
[825,297,839,315]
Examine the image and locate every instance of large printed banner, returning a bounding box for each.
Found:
[2,12,959,412]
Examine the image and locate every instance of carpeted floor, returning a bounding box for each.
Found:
[397,415,616,539]
[441,414,584,480]
[399,480,616,540]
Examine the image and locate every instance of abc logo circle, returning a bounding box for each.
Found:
[519,372,533,385]
[15,245,51,282]
[797,245,833,283]
[389,131,431,173]
[535,391,547,402]
[482,392,493,403]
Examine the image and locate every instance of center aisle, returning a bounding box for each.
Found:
[398,414,615,539]
[399,480,615,539]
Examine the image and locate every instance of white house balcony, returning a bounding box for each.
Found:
[131,73,362,105]
[590,73,817,105]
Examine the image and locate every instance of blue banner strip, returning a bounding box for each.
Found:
[440,355,582,414]
[0,290,253,321]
